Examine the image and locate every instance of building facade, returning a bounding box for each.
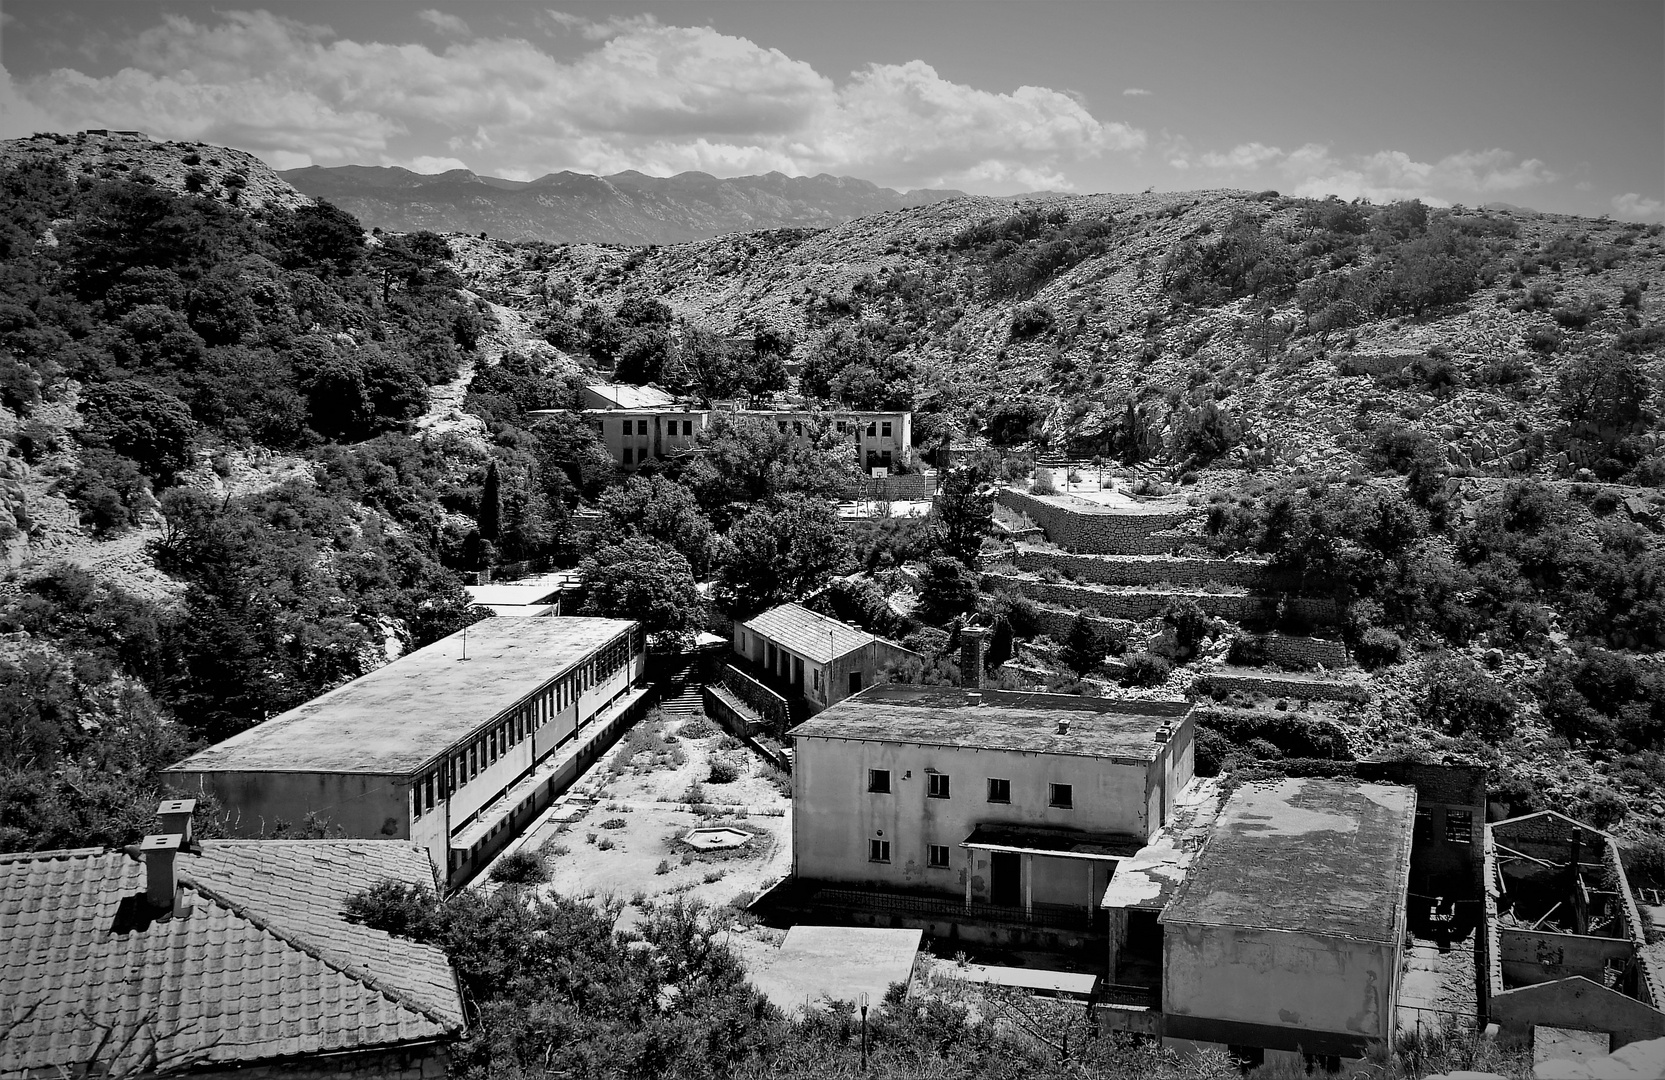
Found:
[734,602,920,715]
[166,617,646,889]
[790,685,1195,922]
[561,389,913,474]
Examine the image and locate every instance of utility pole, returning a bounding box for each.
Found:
[859,992,869,1072]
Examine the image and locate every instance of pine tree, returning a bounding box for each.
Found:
[1061,613,1101,676]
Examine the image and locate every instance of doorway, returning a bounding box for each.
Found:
[990,851,1021,907]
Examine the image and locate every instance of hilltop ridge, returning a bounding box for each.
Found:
[279,164,969,244]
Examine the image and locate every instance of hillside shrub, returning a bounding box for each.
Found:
[1119,651,1172,688]
[489,850,548,885]
[1420,654,1517,740]
[1354,628,1405,670]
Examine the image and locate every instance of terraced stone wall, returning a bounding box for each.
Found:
[995,489,1197,556]
[1192,670,1368,703]
[1014,548,1269,588]
[984,574,1339,626]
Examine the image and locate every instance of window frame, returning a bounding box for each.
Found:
[1048,782,1074,809]
[987,777,1011,804]
[927,773,951,800]
[867,768,892,794]
[927,844,951,869]
[869,839,891,863]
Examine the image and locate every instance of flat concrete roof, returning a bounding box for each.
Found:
[465,583,569,607]
[1160,777,1416,944]
[790,685,1191,763]
[166,618,636,777]
[744,926,921,1015]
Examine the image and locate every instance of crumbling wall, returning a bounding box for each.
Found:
[1233,633,1352,671]
[1192,670,1369,704]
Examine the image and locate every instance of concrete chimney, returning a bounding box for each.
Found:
[960,626,989,690]
[157,799,196,847]
[1057,718,1071,736]
[1155,722,1171,744]
[140,833,184,913]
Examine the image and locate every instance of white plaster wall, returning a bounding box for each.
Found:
[794,736,1158,893]
[1162,924,1396,1042]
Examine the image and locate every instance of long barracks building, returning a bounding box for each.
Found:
[166,617,647,889]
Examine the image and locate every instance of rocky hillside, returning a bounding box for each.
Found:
[458,189,1665,481]
[0,131,312,212]
[279,165,967,245]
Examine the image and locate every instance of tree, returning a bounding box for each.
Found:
[79,380,199,481]
[579,537,704,647]
[596,475,716,576]
[680,327,743,402]
[614,326,676,385]
[1420,654,1517,740]
[931,464,994,566]
[1061,614,1102,676]
[274,199,365,277]
[1159,597,1213,663]
[1557,348,1654,476]
[682,414,851,527]
[477,461,502,543]
[714,495,850,617]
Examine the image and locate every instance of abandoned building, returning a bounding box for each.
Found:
[0,801,464,1079]
[1142,777,1418,1067]
[1485,810,1665,1054]
[734,602,920,717]
[779,658,1195,949]
[166,617,647,889]
[563,385,913,473]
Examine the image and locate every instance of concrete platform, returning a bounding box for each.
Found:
[944,963,1098,999]
[744,925,922,1015]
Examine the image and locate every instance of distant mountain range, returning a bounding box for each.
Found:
[277,165,972,244]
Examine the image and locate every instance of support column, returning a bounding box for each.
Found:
[964,863,973,912]
[1023,853,1034,920]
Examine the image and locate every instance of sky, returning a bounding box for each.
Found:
[1,0,1660,219]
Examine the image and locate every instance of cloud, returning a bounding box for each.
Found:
[543,10,662,41]
[417,10,470,37]
[1122,87,1153,97]
[0,10,1141,192]
[1199,142,1283,171]
[1167,138,1556,205]
[403,154,471,174]
[1613,192,1663,218]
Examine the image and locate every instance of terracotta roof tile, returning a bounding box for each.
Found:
[0,841,463,1078]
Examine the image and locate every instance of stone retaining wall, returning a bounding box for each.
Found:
[1014,547,1269,588]
[842,473,940,502]
[984,574,1339,625]
[1192,670,1368,703]
[1231,633,1352,671]
[996,489,1198,556]
[1023,604,1137,646]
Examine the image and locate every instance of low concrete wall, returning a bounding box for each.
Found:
[841,473,940,502]
[1014,547,1270,588]
[996,489,1198,556]
[984,574,1340,626]
[1499,928,1636,986]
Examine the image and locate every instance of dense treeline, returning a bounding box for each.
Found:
[0,159,493,850]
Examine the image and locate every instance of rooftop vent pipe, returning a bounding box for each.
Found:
[157,798,196,847]
[959,627,989,691]
[140,833,184,914]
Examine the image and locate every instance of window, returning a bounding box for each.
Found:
[621,447,634,465]
[866,422,877,437]
[1414,808,1432,840]
[928,845,950,868]
[683,420,693,436]
[987,778,1011,804]
[928,773,951,799]
[778,421,788,433]
[1049,783,1074,809]
[793,421,803,436]
[837,421,848,433]
[637,419,649,435]
[881,422,892,437]
[868,769,891,794]
[869,839,891,863]
[1445,809,1473,844]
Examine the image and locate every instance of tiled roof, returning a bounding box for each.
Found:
[1,841,463,1078]
[167,617,634,776]
[1159,777,1416,943]
[744,603,878,664]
